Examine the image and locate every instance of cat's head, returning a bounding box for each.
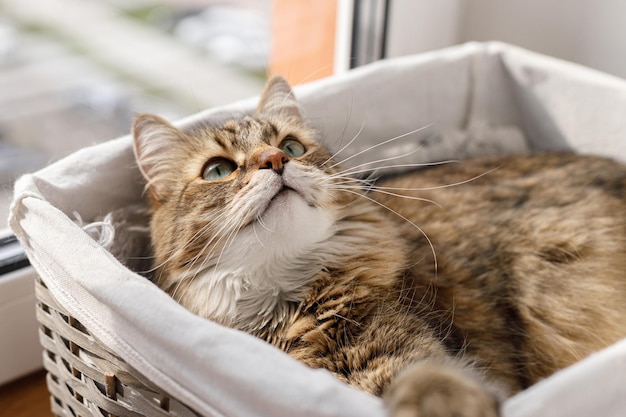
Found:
[132,76,358,327]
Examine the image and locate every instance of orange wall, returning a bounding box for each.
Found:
[270,0,338,85]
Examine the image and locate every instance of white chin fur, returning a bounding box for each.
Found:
[235,162,336,265]
[245,196,334,269]
[187,163,337,329]
[252,188,332,244]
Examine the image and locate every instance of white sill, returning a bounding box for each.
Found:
[0,258,42,385]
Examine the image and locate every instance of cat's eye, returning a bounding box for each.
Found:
[279,137,306,158]
[203,158,237,181]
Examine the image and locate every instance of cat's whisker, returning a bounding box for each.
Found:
[199,204,263,275]
[340,189,438,276]
[331,166,499,200]
[255,213,276,234]
[152,212,232,274]
[327,124,433,170]
[252,222,267,248]
[185,228,231,276]
[197,217,240,262]
[207,215,248,281]
[154,213,227,262]
[330,180,377,192]
[320,97,355,165]
[331,185,444,208]
[329,161,458,180]
[324,172,379,187]
[170,212,240,281]
[179,222,236,288]
[327,144,429,178]
[322,121,366,167]
[379,167,502,192]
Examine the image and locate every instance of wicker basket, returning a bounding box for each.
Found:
[34,276,198,417]
[13,42,626,417]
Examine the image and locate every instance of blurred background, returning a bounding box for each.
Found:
[0,0,270,229]
[2,0,626,229]
[2,0,626,410]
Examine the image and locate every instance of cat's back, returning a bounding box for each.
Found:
[376,153,626,254]
[378,151,626,211]
[374,152,626,390]
[376,152,626,250]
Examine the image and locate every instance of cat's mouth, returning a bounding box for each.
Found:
[248,168,322,225]
[272,185,296,201]
[262,184,311,215]
[265,185,301,209]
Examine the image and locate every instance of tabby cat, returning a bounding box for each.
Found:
[132,76,626,417]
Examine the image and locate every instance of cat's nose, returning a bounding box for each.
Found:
[259,149,288,174]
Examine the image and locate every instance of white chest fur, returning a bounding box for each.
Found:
[183,190,336,329]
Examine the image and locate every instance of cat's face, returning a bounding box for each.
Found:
[133,77,351,326]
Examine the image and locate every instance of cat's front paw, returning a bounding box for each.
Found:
[384,361,501,417]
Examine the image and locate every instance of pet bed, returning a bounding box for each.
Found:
[9,42,626,417]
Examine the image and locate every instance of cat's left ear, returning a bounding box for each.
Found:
[255,76,303,121]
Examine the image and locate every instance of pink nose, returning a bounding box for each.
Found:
[259,149,288,173]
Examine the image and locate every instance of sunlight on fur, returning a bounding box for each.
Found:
[131,75,626,417]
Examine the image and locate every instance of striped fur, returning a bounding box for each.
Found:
[133,76,626,417]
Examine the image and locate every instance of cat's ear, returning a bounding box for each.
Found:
[255,76,303,121]
[132,113,186,203]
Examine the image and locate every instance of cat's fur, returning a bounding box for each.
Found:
[133,76,626,417]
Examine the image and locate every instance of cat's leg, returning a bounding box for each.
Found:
[383,359,504,417]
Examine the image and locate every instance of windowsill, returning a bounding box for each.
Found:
[0,265,42,385]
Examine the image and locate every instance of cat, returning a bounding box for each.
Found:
[132,76,626,417]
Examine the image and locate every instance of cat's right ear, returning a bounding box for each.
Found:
[255,76,303,121]
[132,113,185,204]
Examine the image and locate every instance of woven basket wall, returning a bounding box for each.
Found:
[34,277,198,417]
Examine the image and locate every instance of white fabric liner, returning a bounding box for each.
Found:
[9,42,626,417]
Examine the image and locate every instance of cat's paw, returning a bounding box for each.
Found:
[384,361,501,417]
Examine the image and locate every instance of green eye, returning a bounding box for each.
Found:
[203,158,236,181]
[279,137,306,158]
